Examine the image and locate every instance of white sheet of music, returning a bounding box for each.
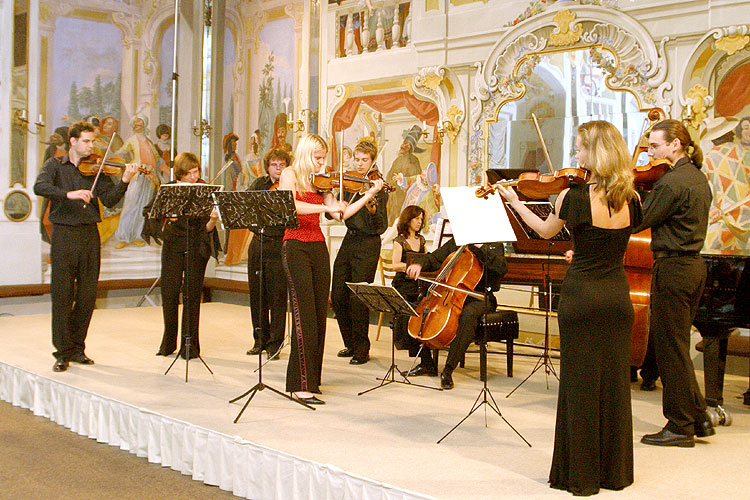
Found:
[439,186,517,245]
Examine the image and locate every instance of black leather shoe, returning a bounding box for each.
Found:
[349,355,370,365]
[155,350,174,356]
[407,363,438,377]
[69,353,94,365]
[695,416,716,438]
[267,352,280,361]
[440,370,454,390]
[292,394,325,405]
[640,379,657,391]
[246,345,264,356]
[53,358,69,372]
[641,428,695,447]
[337,348,354,358]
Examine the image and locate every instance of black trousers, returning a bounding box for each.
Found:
[247,236,287,354]
[650,256,707,434]
[50,224,101,360]
[283,240,330,393]
[330,233,381,358]
[159,243,208,355]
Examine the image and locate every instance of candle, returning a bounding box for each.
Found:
[422,120,426,131]
[20,109,27,121]
[37,114,44,125]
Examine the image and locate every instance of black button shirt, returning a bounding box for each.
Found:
[34,154,129,226]
[633,156,712,253]
[414,238,508,292]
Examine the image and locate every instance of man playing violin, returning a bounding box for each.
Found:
[405,238,507,389]
[633,119,715,447]
[33,121,139,373]
[246,148,292,360]
[331,137,388,365]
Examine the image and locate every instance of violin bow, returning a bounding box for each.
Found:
[531,113,555,173]
[84,127,117,209]
[208,159,234,185]
[339,129,345,204]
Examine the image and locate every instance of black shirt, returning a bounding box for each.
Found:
[341,189,389,237]
[247,175,285,239]
[33,153,129,226]
[633,156,711,253]
[414,238,508,292]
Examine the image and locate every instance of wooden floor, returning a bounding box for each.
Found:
[1,303,749,500]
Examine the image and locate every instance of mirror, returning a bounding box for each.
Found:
[484,48,649,176]
[4,190,32,222]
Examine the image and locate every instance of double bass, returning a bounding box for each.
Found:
[407,246,484,349]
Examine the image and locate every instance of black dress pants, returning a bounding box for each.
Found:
[247,237,287,354]
[50,224,101,360]
[330,233,381,358]
[283,240,330,393]
[444,295,497,371]
[650,256,707,434]
[159,244,208,355]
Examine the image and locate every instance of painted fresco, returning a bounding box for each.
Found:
[50,18,122,131]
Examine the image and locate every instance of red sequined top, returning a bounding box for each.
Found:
[283,190,326,242]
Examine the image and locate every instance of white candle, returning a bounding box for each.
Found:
[37,114,44,125]
[20,109,27,121]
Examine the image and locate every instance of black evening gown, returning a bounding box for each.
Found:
[549,184,639,496]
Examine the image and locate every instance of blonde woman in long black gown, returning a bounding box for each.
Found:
[497,120,641,496]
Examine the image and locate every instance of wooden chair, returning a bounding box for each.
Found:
[375,247,396,341]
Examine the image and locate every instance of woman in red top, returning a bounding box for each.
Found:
[278,134,383,404]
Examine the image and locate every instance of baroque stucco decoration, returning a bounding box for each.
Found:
[411,66,465,143]
[679,24,750,129]
[472,5,671,133]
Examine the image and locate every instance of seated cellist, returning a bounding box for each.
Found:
[405,238,508,389]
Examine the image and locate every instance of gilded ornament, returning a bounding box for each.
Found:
[686,84,709,129]
[714,35,750,56]
[421,73,444,91]
[549,9,582,47]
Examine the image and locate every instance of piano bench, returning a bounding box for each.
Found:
[476,309,520,379]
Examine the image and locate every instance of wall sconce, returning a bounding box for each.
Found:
[14,109,45,135]
[192,119,212,138]
[288,108,319,134]
[436,120,457,143]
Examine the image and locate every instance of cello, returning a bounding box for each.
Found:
[624,107,667,367]
[407,246,484,349]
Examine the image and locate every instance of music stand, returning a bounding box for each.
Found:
[503,201,564,398]
[149,182,222,382]
[431,187,529,446]
[347,282,441,395]
[213,190,314,419]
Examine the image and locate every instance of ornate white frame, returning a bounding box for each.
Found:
[678,24,750,130]
[472,5,670,135]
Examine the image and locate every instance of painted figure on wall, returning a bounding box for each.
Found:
[701,116,750,251]
[271,113,292,154]
[224,133,242,189]
[155,124,172,170]
[112,114,164,249]
[96,116,124,156]
[245,129,263,185]
[386,125,424,225]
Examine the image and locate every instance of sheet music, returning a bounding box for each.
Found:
[149,183,222,219]
[212,190,298,230]
[346,282,418,316]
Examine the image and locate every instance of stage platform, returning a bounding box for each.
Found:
[1,303,749,500]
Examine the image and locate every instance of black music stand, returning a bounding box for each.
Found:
[503,201,565,398]
[431,187,528,446]
[149,182,222,382]
[347,282,441,395]
[213,190,314,419]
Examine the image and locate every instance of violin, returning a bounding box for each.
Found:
[633,158,671,189]
[475,167,590,200]
[311,168,394,194]
[78,155,150,176]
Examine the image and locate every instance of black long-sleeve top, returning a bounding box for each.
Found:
[414,238,508,292]
[247,175,285,239]
[325,187,389,236]
[33,154,129,226]
[632,156,712,253]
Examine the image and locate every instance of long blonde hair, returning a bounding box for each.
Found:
[291,134,328,194]
[577,120,636,211]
